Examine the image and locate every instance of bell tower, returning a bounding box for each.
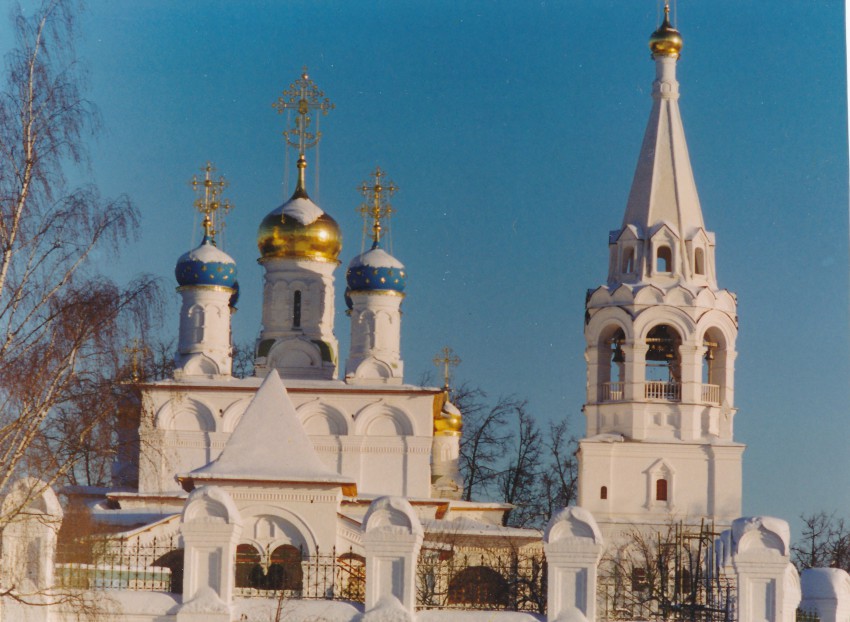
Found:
[577,6,744,535]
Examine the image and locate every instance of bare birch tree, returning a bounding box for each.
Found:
[0,0,160,523]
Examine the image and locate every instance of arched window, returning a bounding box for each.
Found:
[694,248,705,275]
[448,566,509,607]
[645,325,682,397]
[622,247,635,274]
[268,545,303,591]
[656,245,672,273]
[656,478,668,501]
[293,290,302,328]
[235,544,263,589]
[600,486,608,500]
[701,328,726,406]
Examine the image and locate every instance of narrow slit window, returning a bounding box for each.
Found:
[694,248,705,275]
[293,290,302,328]
[657,246,672,272]
[656,478,668,501]
[600,486,608,500]
[622,248,635,273]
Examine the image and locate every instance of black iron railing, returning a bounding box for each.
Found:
[416,548,546,614]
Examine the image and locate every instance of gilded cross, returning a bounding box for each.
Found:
[357,167,397,245]
[273,67,335,156]
[433,347,461,391]
[123,339,147,382]
[190,162,232,243]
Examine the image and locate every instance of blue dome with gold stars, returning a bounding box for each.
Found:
[175,234,237,289]
[346,241,406,301]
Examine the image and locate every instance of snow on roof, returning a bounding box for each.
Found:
[422,517,540,540]
[185,370,354,488]
[281,196,324,225]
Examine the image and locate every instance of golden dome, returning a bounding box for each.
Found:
[433,392,463,437]
[649,5,682,58]
[257,157,342,263]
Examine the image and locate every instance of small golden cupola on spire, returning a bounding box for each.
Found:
[257,69,342,263]
[649,3,683,59]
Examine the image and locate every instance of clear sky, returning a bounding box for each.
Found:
[3,1,848,538]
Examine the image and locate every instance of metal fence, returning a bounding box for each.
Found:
[598,522,737,622]
[415,548,546,614]
[234,545,365,603]
[55,536,182,593]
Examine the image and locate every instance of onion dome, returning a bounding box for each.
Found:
[175,233,237,289]
[649,4,682,58]
[346,241,406,298]
[434,395,463,437]
[257,156,342,263]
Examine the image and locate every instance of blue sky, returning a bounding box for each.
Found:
[3,1,848,537]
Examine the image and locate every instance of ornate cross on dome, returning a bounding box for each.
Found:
[273,67,335,157]
[357,167,397,245]
[433,347,461,391]
[190,162,232,244]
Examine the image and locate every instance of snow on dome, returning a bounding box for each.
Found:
[178,239,235,265]
[182,371,355,490]
[346,242,406,296]
[349,245,405,270]
[281,196,324,226]
[442,401,460,416]
[175,236,237,288]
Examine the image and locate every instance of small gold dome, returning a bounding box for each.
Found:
[433,393,463,437]
[649,6,682,58]
[257,156,342,263]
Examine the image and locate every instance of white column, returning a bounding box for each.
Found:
[543,507,604,622]
[0,478,63,622]
[177,486,242,622]
[800,568,850,622]
[361,496,423,616]
[730,516,800,622]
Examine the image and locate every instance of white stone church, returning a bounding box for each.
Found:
[2,9,827,622]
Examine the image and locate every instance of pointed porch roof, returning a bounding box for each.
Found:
[179,370,356,494]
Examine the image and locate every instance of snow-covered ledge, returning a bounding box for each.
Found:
[543,507,603,622]
[729,517,800,622]
[361,496,424,619]
[177,486,242,622]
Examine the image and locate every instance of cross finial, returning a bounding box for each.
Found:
[273,67,335,158]
[123,339,147,382]
[357,167,397,246]
[433,347,461,391]
[190,162,232,244]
